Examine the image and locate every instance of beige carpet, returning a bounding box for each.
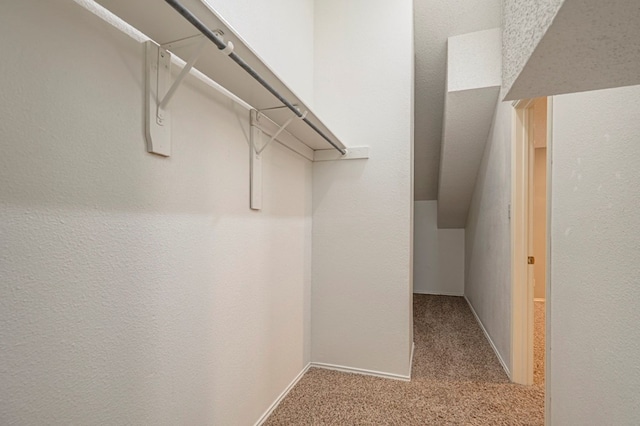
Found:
[265,295,544,425]
[534,301,545,386]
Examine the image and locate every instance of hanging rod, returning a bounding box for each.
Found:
[164,0,347,155]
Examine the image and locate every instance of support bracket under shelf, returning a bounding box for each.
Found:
[145,38,207,156]
[145,41,172,156]
[250,123,263,210]
[250,109,315,210]
[249,108,370,211]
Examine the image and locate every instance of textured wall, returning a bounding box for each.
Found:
[206,0,315,106]
[312,0,414,377]
[414,202,465,296]
[549,85,640,425]
[465,99,513,372]
[0,2,312,424]
[413,0,501,200]
[502,0,565,96]
[447,29,502,93]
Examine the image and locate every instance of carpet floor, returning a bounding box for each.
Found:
[265,295,544,425]
[534,301,545,386]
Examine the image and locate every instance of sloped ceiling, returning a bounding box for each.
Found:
[413,0,501,201]
[503,0,640,100]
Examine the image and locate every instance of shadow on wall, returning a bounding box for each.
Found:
[1,2,307,218]
[463,97,513,370]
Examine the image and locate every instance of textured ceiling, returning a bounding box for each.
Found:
[502,0,565,98]
[503,0,640,101]
[413,0,501,200]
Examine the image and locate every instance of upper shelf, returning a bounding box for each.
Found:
[94,0,346,152]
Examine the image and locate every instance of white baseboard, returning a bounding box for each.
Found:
[413,290,464,297]
[255,344,416,425]
[409,341,415,379]
[534,298,546,303]
[310,362,411,382]
[464,296,511,379]
[254,363,311,426]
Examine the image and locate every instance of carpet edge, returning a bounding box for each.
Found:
[310,362,411,382]
[254,363,312,426]
[464,296,512,380]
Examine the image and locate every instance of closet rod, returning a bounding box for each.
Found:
[164,0,347,155]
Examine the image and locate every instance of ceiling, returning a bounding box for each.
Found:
[503,0,640,101]
[413,0,501,201]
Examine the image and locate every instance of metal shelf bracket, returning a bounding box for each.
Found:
[144,37,206,156]
[250,108,306,210]
[248,107,370,210]
[253,109,307,156]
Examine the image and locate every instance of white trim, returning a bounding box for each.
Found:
[254,363,311,426]
[534,298,546,303]
[511,100,535,385]
[413,291,464,297]
[313,147,370,162]
[310,362,411,382]
[512,98,536,109]
[409,341,415,379]
[465,296,511,379]
[545,96,554,426]
[256,344,416,425]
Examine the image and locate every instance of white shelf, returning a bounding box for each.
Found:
[94,0,347,152]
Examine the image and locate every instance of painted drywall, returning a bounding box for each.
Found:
[465,99,513,372]
[414,201,464,296]
[438,229,465,297]
[205,0,315,106]
[502,0,565,97]
[312,0,414,376]
[533,148,547,300]
[0,2,312,424]
[549,85,640,425]
[413,0,501,200]
[447,29,502,93]
[438,28,501,228]
[504,0,640,101]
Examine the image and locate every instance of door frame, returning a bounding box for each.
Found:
[511,97,552,389]
[511,98,535,385]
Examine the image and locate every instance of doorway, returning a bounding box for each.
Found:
[531,98,547,386]
[511,97,550,390]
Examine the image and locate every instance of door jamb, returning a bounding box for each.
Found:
[544,97,553,425]
[511,98,535,385]
[512,97,553,425]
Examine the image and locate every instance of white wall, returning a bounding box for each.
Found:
[205,0,315,106]
[311,0,414,377]
[0,2,312,424]
[414,201,464,296]
[438,28,501,228]
[465,99,513,372]
[549,85,640,425]
[413,0,501,201]
[447,29,502,93]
